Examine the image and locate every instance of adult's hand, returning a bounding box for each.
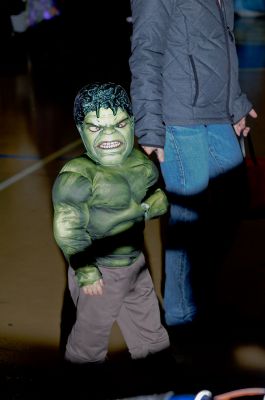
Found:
[233,108,258,137]
[142,146,165,162]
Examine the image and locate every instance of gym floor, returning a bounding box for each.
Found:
[0,10,264,400]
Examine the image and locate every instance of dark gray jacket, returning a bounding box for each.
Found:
[129,0,252,148]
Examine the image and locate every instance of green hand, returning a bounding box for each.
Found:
[141,189,168,220]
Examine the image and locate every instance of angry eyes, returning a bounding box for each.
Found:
[86,119,128,133]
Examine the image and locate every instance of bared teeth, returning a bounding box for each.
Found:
[99,141,121,149]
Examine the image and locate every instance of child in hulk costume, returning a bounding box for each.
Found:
[52,82,170,363]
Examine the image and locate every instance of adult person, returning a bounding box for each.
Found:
[52,82,169,363]
[129,0,257,327]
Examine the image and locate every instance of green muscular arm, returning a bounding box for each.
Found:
[52,171,102,288]
[139,153,169,220]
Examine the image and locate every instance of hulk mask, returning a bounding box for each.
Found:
[74,83,134,166]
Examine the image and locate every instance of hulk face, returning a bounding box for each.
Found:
[78,107,134,166]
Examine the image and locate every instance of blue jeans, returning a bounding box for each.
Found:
[160,124,244,326]
[234,0,265,12]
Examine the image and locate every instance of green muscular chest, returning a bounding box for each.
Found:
[87,170,146,238]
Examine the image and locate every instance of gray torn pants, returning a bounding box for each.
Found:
[65,253,169,363]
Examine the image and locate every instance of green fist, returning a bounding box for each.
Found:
[75,265,102,287]
[141,189,168,220]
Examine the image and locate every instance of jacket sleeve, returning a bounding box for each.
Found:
[230,49,253,124]
[227,4,253,124]
[231,92,253,125]
[129,0,173,148]
[52,171,102,286]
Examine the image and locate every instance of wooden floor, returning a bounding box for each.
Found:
[0,13,264,399]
